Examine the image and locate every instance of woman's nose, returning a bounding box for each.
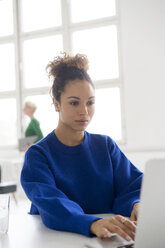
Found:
[79,104,88,115]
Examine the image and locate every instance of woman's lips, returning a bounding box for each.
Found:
[75,120,88,125]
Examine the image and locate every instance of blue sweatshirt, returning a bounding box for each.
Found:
[21,130,143,237]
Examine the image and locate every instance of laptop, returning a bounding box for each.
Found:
[117,159,165,248]
[18,136,37,151]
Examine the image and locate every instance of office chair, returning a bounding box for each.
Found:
[0,164,17,203]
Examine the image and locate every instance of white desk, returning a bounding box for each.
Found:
[0,213,134,248]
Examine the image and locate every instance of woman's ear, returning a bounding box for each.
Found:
[53,97,60,112]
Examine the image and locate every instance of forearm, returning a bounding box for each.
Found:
[21,179,101,237]
[40,207,101,236]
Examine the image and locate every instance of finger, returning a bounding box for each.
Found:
[106,223,132,242]
[98,227,114,239]
[121,218,136,233]
[109,216,135,240]
[117,219,135,238]
[115,215,136,233]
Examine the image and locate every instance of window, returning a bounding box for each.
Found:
[0,43,15,91]
[23,35,63,88]
[72,25,119,80]
[70,0,116,23]
[0,0,123,148]
[0,0,13,37]
[87,88,122,141]
[0,98,17,146]
[21,0,62,32]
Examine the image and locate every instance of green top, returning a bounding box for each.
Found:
[25,117,44,143]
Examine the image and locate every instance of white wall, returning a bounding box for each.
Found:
[120,0,165,149]
[119,0,165,170]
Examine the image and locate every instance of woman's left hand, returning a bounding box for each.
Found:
[130,202,140,221]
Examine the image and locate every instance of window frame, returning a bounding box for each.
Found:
[0,0,125,149]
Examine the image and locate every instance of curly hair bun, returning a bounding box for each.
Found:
[46,52,89,79]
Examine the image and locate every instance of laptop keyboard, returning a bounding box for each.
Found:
[117,244,134,248]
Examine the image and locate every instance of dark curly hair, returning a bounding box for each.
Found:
[46,52,94,102]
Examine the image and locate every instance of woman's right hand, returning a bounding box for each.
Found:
[90,215,136,241]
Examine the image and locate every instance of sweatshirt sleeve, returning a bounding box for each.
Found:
[108,138,143,217]
[20,146,100,237]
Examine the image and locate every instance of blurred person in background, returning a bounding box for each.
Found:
[23,101,44,143]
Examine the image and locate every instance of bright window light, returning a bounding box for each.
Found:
[21,0,62,32]
[23,95,58,136]
[0,98,17,146]
[0,0,122,147]
[0,43,15,91]
[87,87,122,140]
[71,0,116,23]
[0,0,13,37]
[73,25,119,80]
[23,35,63,88]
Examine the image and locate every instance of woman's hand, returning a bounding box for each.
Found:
[130,202,140,221]
[90,215,136,241]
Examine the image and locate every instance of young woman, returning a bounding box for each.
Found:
[21,53,143,241]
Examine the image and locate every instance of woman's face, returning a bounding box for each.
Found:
[54,80,95,132]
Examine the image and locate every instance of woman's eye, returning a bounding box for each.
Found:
[87,101,95,105]
[70,101,79,106]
